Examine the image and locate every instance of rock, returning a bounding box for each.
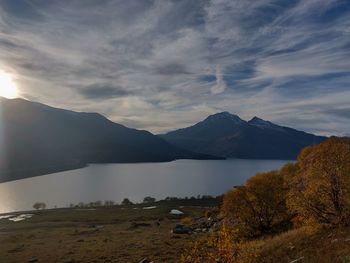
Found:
[194,228,203,233]
[172,224,191,234]
[27,258,38,263]
[139,259,149,263]
[170,209,184,215]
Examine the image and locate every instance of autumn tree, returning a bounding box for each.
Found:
[287,137,350,225]
[222,171,290,237]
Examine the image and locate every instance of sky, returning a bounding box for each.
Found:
[0,0,349,136]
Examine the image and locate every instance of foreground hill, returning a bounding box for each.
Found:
[160,112,327,160]
[0,98,216,182]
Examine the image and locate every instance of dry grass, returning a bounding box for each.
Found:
[1,205,350,263]
[239,225,350,263]
[0,206,209,263]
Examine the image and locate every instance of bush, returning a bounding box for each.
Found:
[33,202,46,210]
[222,171,290,238]
[181,224,238,263]
[121,198,133,206]
[287,137,350,226]
[143,196,156,203]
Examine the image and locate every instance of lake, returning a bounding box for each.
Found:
[0,159,290,213]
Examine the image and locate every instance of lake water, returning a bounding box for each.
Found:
[0,159,290,213]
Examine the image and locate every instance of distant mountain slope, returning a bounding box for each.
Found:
[0,98,217,182]
[160,112,327,160]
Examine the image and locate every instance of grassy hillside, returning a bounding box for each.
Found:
[239,226,350,263]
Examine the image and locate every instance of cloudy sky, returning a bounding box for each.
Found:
[0,0,349,135]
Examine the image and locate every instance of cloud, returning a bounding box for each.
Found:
[79,84,131,100]
[0,0,349,135]
[152,62,191,76]
[211,65,227,94]
[321,108,350,120]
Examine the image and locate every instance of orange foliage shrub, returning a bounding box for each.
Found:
[181,224,240,263]
[221,171,290,238]
[287,137,350,225]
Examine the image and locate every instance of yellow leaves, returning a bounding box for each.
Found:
[183,137,350,263]
[287,137,350,226]
[181,224,243,263]
[222,171,290,238]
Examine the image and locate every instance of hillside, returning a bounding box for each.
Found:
[0,98,217,182]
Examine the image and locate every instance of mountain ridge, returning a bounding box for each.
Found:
[0,98,219,182]
[160,112,327,160]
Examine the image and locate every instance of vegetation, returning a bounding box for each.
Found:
[0,197,220,263]
[222,171,290,238]
[121,198,134,206]
[33,202,46,210]
[143,196,156,203]
[287,137,350,226]
[183,137,350,262]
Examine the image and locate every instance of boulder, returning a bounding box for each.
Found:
[172,224,192,234]
[170,209,184,215]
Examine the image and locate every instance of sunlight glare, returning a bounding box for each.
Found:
[0,70,18,99]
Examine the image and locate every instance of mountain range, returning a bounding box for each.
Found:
[0,98,216,182]
[160,112,327,160]
[0,98,327,183]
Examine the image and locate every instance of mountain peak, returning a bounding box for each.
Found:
[205,112,245,124]
[162,113,327,160]
[249,116,269,124]
[248,116,283,130]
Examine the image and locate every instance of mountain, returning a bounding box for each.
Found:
[160,112,327,160]
[0,98,218,182]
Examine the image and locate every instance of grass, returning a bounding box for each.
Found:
[2,198,349,263]
[239,225,350,263]
[0,200,217,263]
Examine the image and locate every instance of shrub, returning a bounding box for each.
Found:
[143,196,156,203]
[287,137,350,225]
[181,224,239,263]
[221,171,290,238]
[121,198,133,206]
[33,202,46,210]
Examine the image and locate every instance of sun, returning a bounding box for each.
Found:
[0,70,18,99]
